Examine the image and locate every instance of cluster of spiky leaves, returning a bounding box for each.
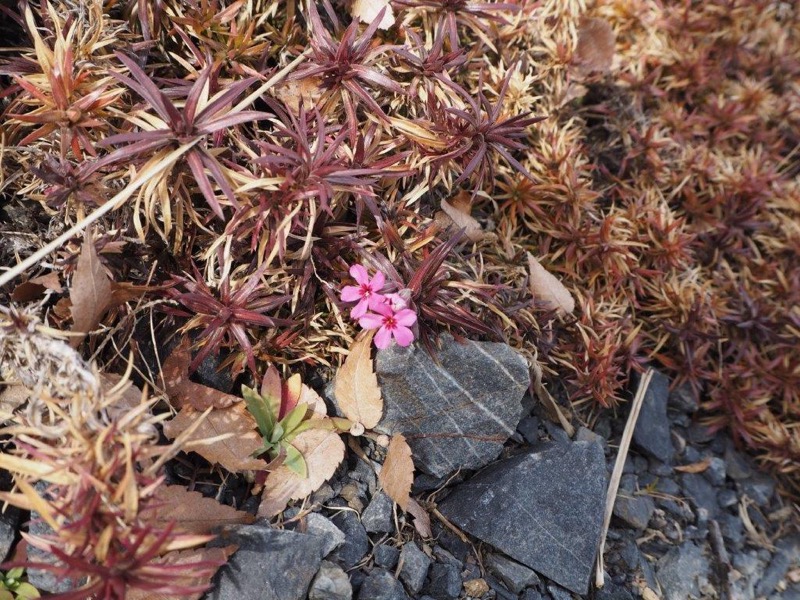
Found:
[0,307,228,599]
[0,0,798,517]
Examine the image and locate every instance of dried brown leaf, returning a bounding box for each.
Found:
[527,253,575,316]
[70,232,113,346]
[163,339,240,410]
[335,331,383,429]
[406,497,432,538]
[10,272,62,302]
[257,427,345,517]
[162,405,267,473]
[126,545,237,600]
[440,199,484,242]
[350,0,395,29]
[144,485,254,534]
[574,17,615,75]
[379,433,414,511]
[674,457,712,473]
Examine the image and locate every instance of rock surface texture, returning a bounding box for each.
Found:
[375,336,530,477]
[439,440,607,595]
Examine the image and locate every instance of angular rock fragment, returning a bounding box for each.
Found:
[439,441,606,595]
[375,335,530,477]
[631,370,674,464]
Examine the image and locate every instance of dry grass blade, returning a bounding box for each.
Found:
[595,368,653,588]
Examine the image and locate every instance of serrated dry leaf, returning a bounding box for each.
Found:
[126,545,237,600]
[70,232,113,347]
[163,339,240,410]
[674,456,712,473]
[379,433,414,511]
[162,404,267,473]
[574,16,615,75]
[351,0,395,29]
[527,253,575,316]
[335,331,383,429]
[257,427,345,517]
[274,77,323,113]
[144,485,254,534]
[406,497,431,538]
[439,198,485,242]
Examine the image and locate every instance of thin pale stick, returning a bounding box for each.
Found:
[595,368,654,588]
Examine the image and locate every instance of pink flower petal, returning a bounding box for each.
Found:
[358,313,385,329]
[340,286,362,302]
[371,270,385,290]
[351,299,370,319]
[385,293,408,311]
[350,264,369,285]
[370,299,394,317]
[374,326,393,349]
[394,309,417,327]
[368,294,390,311]
[392,325,415,347]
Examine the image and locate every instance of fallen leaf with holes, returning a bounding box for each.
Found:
[527,253,575,316]
[162,404,267,473]
[126,545,237,600]
[335,331,383,429]
[163,338,240,410]
[351,0,395,29]
[674,457,712,473]
[379,433,414,511]
[70,232,113,347]
[257,427,345,517]
[143,485,254,534]
[274,77,323,113]
[573,16,615,76]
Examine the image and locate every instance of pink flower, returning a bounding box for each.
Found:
[340,264,386,319]
[359,301,417,349]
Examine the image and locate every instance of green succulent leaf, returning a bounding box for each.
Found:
[279,403,309,440]
[0,589,13,600]
[13,583,40,599]
[242,385,277,438]
[282,443,308,477]
[4,569,23,582]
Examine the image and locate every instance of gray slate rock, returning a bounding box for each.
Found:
[399,541,432,594]
[547,583,574,600]
[330,509,370,569]
[309,561,352,600]
[681,472,719,517]
[0,508,19,562]
[206,527,325,600]
[27,514,76,594]
[358,569,410,600]
[423,563,462,599]
[374,335,530,477]
[613,494,655,530]
[374,544,400,569]
[755,535,800,598]
[362,492,394,534]
[595,582,635,600]
[656,541,710,600]
[304,512,347,557]
[740,472,775,506]
[631,370,674,463]
[485,553,540,593]
[439,441,607,595]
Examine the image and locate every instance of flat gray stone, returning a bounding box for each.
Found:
[0,508,19,563]
[399,541,432,594]
[358,569,410,600]
[207,527,326,600]
[656,542,710,600]
[439,441,607,595]
[631,370,674,464]
[613,494,655,530]
[423,563,462,599]
[374,335,530,477]
[681,472,719,517]
[755,535,800,598]
[304,512,346,557]
[330,509,369,569]
[374,544,400,569]
[309,561,352,600]
[485,553,540,593]
[362,492,394,534]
